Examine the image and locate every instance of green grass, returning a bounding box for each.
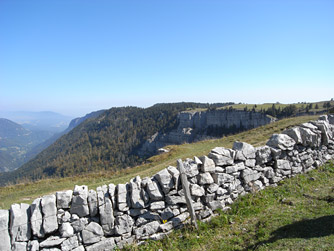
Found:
[0,115,318,209]
[125,161,334,250]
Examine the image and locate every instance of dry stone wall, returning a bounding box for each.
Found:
[1,115,334,251]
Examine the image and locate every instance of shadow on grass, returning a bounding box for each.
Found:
[248,215,334,250]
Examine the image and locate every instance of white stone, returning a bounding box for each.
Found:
[82,222,104,245]
[97,185,114,235]
[56,190,72,209]
[0,210,11,251]
[70,185,89,217]
[30,198,44,238]
[199,156,215,173]
[10,203,31,244]
[41,194,58,234]
[266,134,296,150]
[115,214,134,235]
[60,222,74,238]
[87,189,98,217]
[154,168,174,194]
[198,172,214,185]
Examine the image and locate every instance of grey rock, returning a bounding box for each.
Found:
[208,147,234,166]
[129,208,148,217]
[212,173,234,185]
[194,156,202,165]
[160,207,180,220]
[245,159,256,168]
[28,240,39,251]
[130,176,145,209]
[87,189,98,217]
[30,198,44,238]
[233,141,256,159]
[70,185,89,217]
[150,201,165,210]
[241,168,261,183]
[40,236,66,248]
[12,242,27,251]
[283,127,303,144]
[276,159,291,170]
[166,195,186,205]
[117,183,130,212]
[184,161,199,177]
[56,190,72,209]
[72,246,85,251]
[208,200,225,211]
[0,210,11,251]
[198,172,214,185]
[256,146,272,165]
[206,183,219,193]
[299,127,320,147]
[199,156,215,173]
[41,195,58,234]
[85,237,116,251]
[10,203,31,244]
[71,217,88,232]
[134,221,160,238]
[144,177,164,201]
[266,134,296,150]
[264,167,275,179]
[82,222,104,245]
[155,168,174,194]
[60,235,79,251]
[97,185,114,235]
[108,183,116,209]
[215,166,225,173]
[216,187,228,195]
[59,222,74,238]
[167,165,180,189]
[190,184,205,197]
[115,214,134,235]
[312,120,333,145]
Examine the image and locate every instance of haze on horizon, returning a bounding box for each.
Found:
[1,0,333,117]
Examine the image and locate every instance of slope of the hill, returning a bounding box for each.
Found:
[0,103,234,185]
[0,115,317,209]
[0,118,53,172]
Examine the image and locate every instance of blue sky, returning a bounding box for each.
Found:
[1,0,333,117]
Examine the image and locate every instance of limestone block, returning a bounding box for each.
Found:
[130,176,145,209]
[299,127,320,147]
[154,168,174,194]
[85,237,116,251]
[56,190,72,209]
[115,214,134,235]
[208,149,234,166]
[71,217,88,232]
[264,167,275,179]
[41,195,58,234]
[256,146,272,165]
[70,185,89,217]
[143,177,164,201]
[150,201,165,210]
[160,207,180,221]
[212,173,234,185]
[206,183,219,193]
[87,189,98,217]
[28,240,39,251]
[199,156,215,173]
[108,183,116,209]
[60,235,79,251]
[276,159,291,169]
[40,236,66,248]
[198,172,214,185]
[166,195,186,205]
[208,200,225,211]
[184,161,199,177]
[12,242,27,251]
[116,183,130,212]
[194,156,202,165]
[60,222,74,238]
[10,203,31,244]
[82,222,104,245]
[30,198,44,238]
[190,184,205,197]
[266,134,296,150]
[245,159,256,168]
[233,141,256,159]
[283,127,303,145]
[134,221,160,239]
[97,185,114,235]
[0,209,11,251]
[241,168,261,183]
[167,165,180,189]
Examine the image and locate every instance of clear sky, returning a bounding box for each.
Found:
[0,0,333,117]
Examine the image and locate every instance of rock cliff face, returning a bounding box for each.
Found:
[140,109,276,156]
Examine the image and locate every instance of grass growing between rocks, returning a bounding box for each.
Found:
[0,115,318,209]
[127,161,334,251]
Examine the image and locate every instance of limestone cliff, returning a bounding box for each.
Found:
[139,109,276,156]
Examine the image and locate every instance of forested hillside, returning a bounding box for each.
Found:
[0,103,232,185]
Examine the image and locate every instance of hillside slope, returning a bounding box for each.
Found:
[1,103,232,185]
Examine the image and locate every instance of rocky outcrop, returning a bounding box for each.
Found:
[1,114,333,250]
[140,109,275,156]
